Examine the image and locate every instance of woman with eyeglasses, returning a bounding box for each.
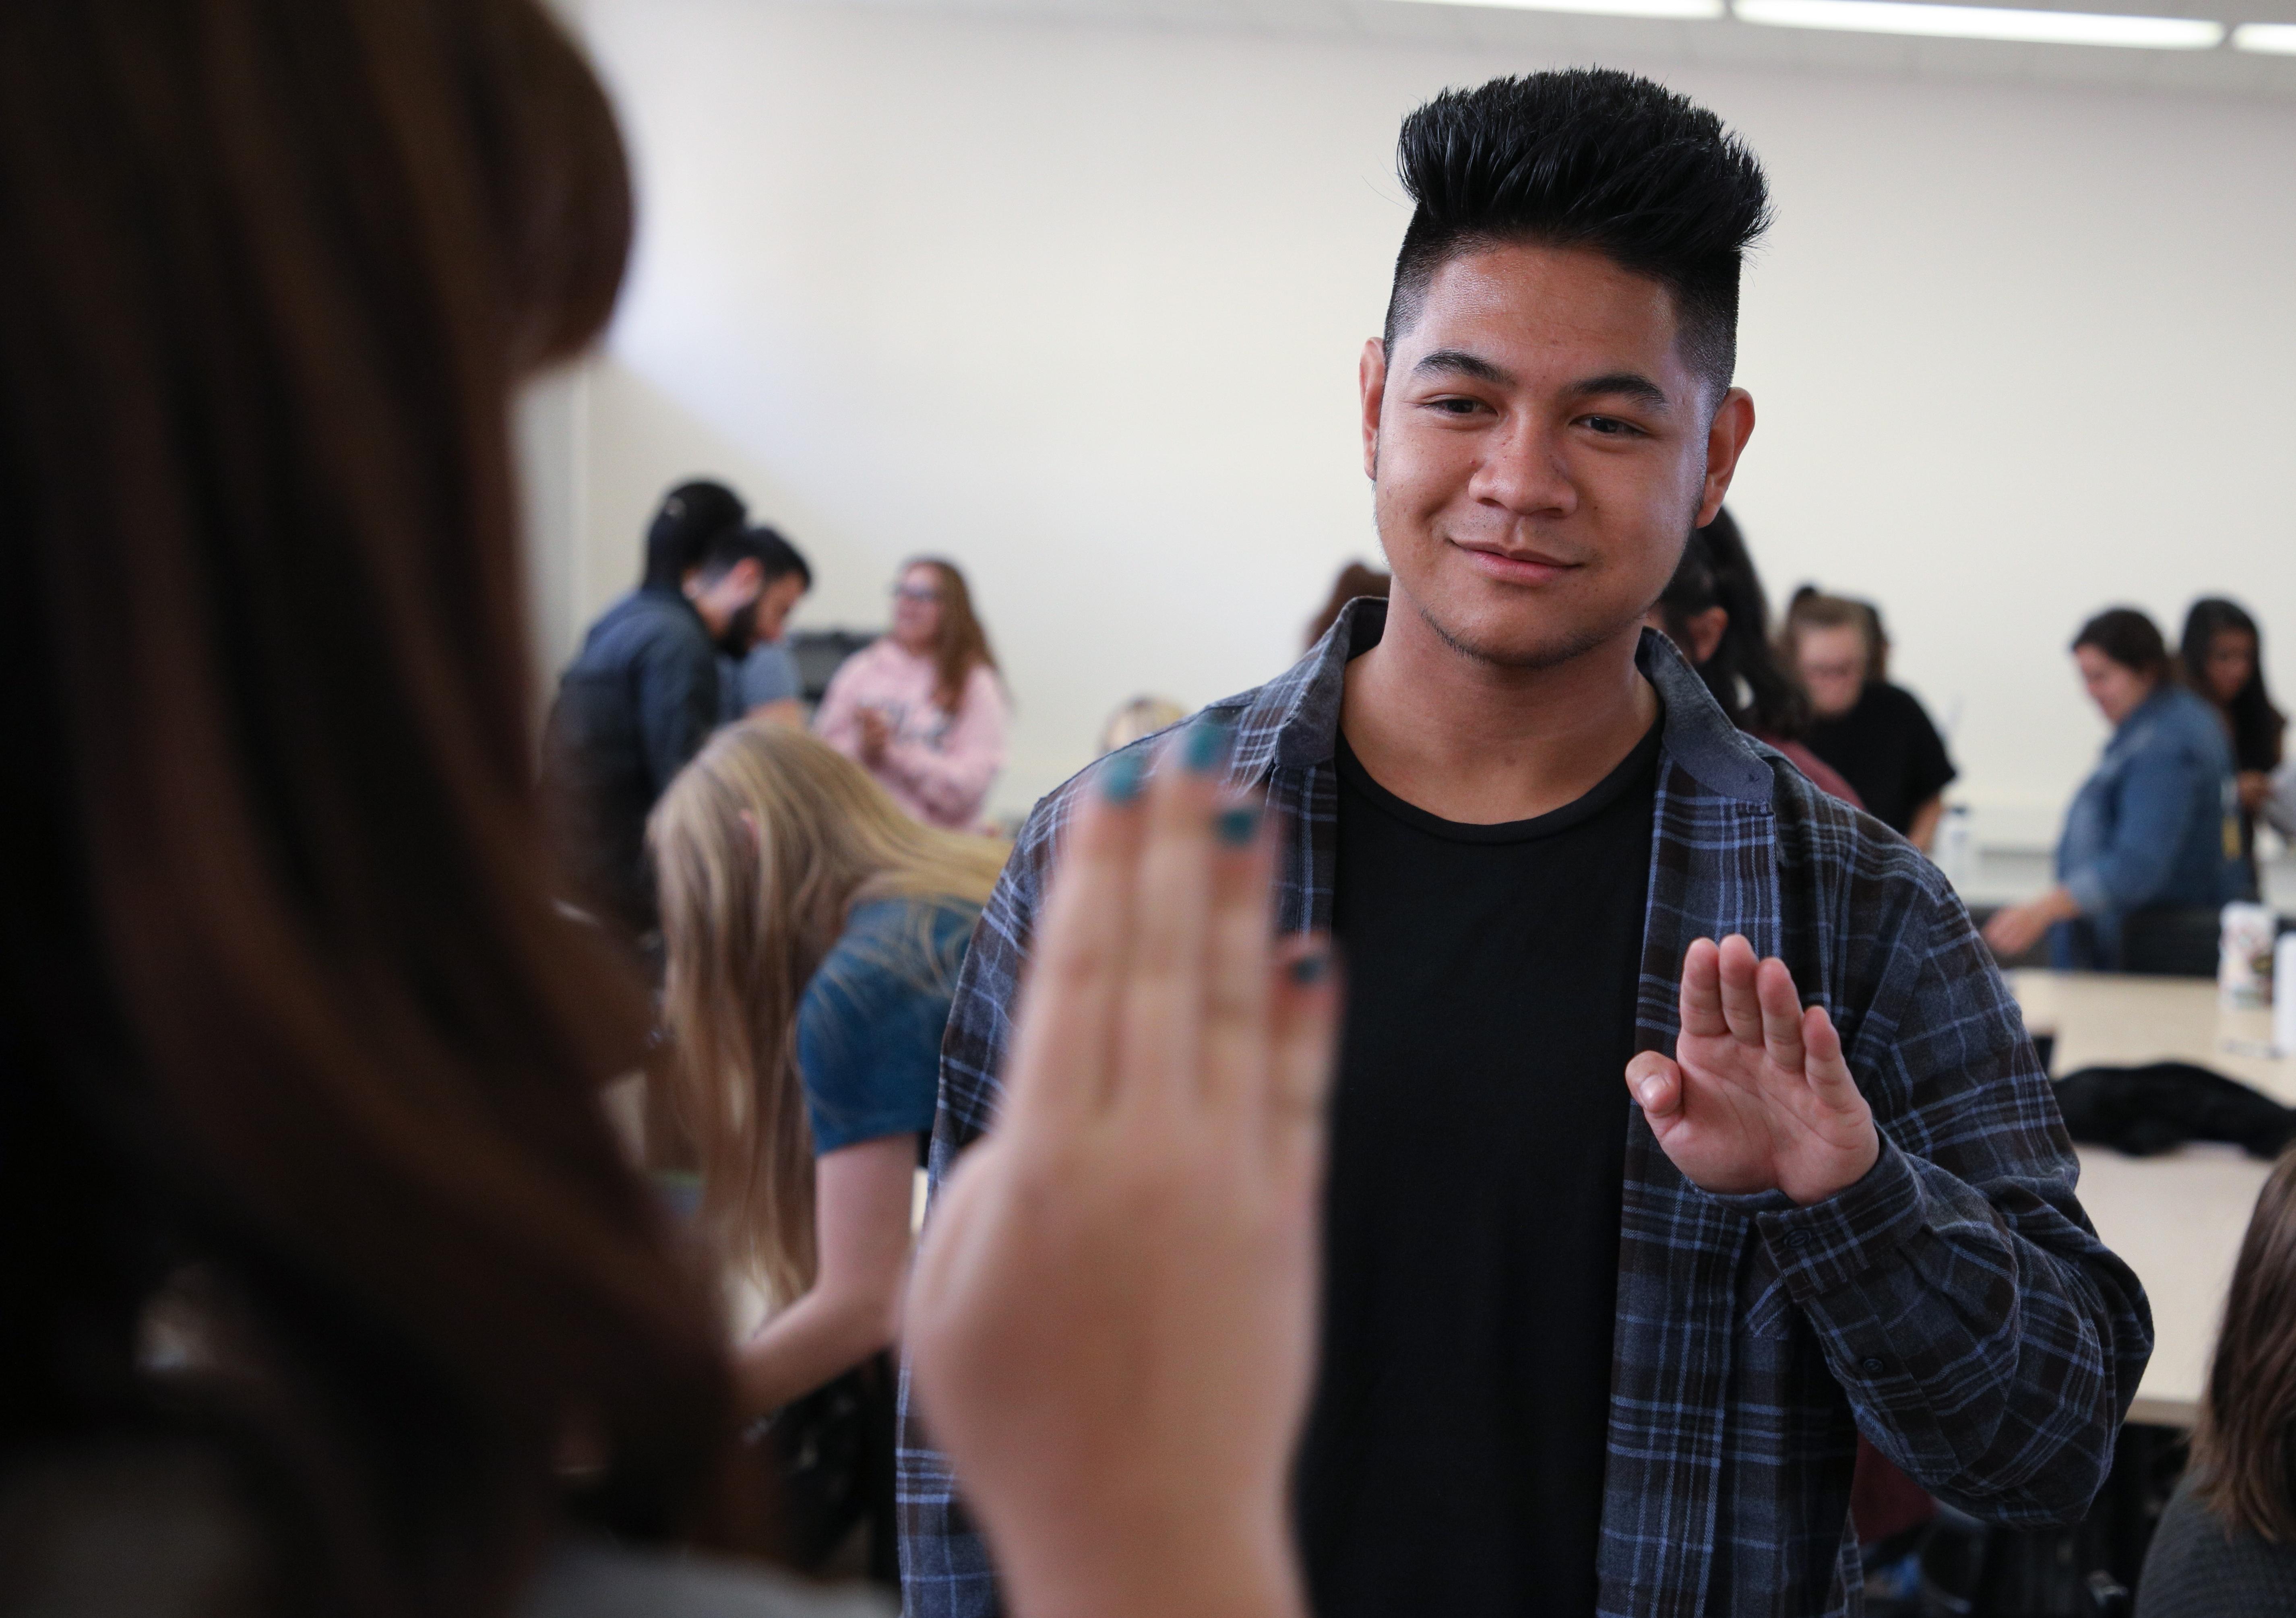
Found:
[816,560,1009,831]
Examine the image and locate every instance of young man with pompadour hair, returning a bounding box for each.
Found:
[899,69,2150,1618]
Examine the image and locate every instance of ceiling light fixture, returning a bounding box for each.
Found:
[1387,0,1726,19]
[2232,20,2296,51]
[1733,0,2225,47]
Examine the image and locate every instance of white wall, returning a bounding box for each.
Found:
[541,0,2296,861]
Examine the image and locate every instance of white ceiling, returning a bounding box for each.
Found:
[821,0,2296,98]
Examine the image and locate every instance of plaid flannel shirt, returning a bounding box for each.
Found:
[898,602,2152,1618]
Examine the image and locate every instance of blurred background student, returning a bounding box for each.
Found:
[651,726,1006,1577]
[544,499,773,945]
[721,529,815,729]
[2134,1147,2296,1614]
[816,559,1008,832]
[1647,510,1863,809]
[1098,695,1189,757]
[1305,561,1391,650]
[1984,609,2240,973]
[2180,597,2286,901]
[0,4,1334,1618]
[1783,589,1959,851]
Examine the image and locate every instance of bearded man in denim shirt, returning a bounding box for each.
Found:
[899,70,2150,1618]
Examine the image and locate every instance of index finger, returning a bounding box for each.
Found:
[1679,936,1727,1038]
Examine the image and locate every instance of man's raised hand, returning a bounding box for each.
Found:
[1624,934,1879,1207]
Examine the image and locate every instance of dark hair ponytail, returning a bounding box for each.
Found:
[1655,508,1810,740]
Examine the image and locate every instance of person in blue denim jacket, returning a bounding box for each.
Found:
[1984,608,2240,969]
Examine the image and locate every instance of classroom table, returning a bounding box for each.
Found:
[2009,969,2295,1428]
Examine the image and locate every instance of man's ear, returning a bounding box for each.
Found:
[1360,338,1388,482]
[1695,387,1756,528]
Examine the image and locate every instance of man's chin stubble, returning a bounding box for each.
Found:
[1411,590,1638,673]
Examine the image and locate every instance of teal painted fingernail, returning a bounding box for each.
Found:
[1289,953,1329,985]
[1215,805,1261,846]
[1100,752,1144,805]
[1182,719,1229,774]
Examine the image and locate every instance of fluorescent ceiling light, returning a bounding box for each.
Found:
[1734,0,2225,46]
[1387,0,1726,19]
[2233,21,2296,51]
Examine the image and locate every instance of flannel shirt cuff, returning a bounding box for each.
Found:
[1701,1139,1926,1303]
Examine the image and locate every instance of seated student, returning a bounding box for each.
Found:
[1649,509,1864,809]
[816,559,1009,832]
[0,5,1333,1618]
[1783,589,1958,850]
[2135,1147,2296,1615]
[649,726,1005,1571]
[1984,609,2241,972]
[1099,695,1189,756]
[2179,597,2285,901]
[721,528,815,728]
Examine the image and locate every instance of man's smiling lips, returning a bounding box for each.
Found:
[1451,538,1583,586]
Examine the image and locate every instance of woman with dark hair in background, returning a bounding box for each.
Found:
[1305,561,1391,650]
[1648,509,1864,810]
[817,559,1009,831]
[2135,1146,2296,1613]
[2180,597,2285,900]
[0,4,1335,1616]
[1783,590,1958,851]
[1984,609,2240,972]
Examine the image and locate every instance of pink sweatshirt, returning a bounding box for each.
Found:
[815,640,1009,831]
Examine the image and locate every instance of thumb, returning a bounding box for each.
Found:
[1625,1051,1684,1122]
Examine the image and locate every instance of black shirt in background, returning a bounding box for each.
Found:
[1803,680,1956,836]
[1297,720,1660,1618]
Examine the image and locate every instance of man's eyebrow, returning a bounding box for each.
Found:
[1566,371,1670,409]
[1411,349,1515,386]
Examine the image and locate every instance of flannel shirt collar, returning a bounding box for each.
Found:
[1225,594,1774,804]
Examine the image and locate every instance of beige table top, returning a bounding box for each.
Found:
[2009,969,2294,1427]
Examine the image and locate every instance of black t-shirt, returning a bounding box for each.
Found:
[1297,719,1660,1618]
[1802,681,1956,837]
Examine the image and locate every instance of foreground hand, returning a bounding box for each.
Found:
[905,730,1335,1618]
[1625,935,1879,1207]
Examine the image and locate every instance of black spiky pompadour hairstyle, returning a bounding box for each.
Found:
[1385,69,1770,396]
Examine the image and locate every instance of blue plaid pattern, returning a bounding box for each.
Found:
[899,602,2152,1618]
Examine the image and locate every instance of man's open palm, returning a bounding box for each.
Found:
[1625,935,1879,1207]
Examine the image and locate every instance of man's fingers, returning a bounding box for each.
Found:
[1000,752,1145,1136]
[1678,937,1727,1038]
[1801,1004,1862,1111]
[1113,721,1225,1114]
[1755,956,1807,1073]
[1715,934,1764,1043]
[1626,1050,1683,1121]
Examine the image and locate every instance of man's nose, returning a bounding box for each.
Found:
[1468,417,1575,518]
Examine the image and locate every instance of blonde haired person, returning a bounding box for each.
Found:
[816,558,1009,830]
[651,725,1004,1431]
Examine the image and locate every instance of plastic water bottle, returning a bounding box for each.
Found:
[1935,805,1973,890]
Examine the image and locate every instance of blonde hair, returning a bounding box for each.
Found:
[649,724,1006,1303]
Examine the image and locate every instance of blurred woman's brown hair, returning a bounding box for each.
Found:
[0,0,746,1612]
[1306,561,1391,648]
[2191,1147,2296,1542]
[905,557,1000,716]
